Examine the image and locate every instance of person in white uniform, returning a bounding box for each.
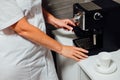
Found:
[0,0,88,80]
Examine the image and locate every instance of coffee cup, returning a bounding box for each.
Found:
[97,52,112,69]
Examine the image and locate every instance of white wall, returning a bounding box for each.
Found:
[45,0,93,18]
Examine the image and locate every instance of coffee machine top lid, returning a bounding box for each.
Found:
[80,2,102,11]
[76,0,120,12]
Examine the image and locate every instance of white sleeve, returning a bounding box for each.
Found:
[0,0,24,30]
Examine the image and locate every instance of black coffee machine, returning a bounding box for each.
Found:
[73,0,120,55]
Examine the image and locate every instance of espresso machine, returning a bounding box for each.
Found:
[72,0,120,55]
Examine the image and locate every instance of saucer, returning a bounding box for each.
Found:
[95,62,117,74]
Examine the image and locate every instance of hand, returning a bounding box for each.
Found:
[52,18,76,31]
[42,9,76,30]
[58,45,89,61]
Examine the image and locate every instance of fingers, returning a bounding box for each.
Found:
[63,24,73,31]
[62,19,76,31]
[71,56,81,61]
[60,44,89,61]
[71,52,88,61]
[72,47,88,61]
[74,47,89,53]
[64,19,76,26]
[54,19,76,30]
[75,50,88,58]
[73,50,88,61]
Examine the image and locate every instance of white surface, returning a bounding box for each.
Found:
[78,50,120,80]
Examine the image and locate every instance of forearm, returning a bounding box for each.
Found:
[42,8,58,26]
[10,17,62,54]
[42,8,75,30]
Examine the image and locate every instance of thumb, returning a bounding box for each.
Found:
[63,24,73,31]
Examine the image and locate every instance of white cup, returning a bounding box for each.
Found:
[97,52,112,69]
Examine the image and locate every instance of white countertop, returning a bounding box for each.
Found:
[78,50,120,80]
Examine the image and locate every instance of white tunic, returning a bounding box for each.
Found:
[0,0,58,80]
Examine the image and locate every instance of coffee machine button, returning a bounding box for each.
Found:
[94,12,103,20]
